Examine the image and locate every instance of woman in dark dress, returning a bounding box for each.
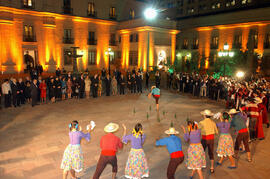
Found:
[55,77,62,100]
[72,77,79,99]
[48,78,56,103]
[24,77,31,103]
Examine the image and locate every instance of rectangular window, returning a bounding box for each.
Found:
[192,38,199,49]
[129,51,138,66]
[89,31,95,40]
[88,50,96,65]
[233,34,242,48]
[182,39,188,49]
[23,25,35,42]
[211,36,219,49]
[129,9,135,19]
[63,0,71,6]
[23,0,33,7]
[64,29,71,38]
[254,32,258,49]
[64,49,72,65]
[135,34,138,42]
[110,7,116,18]
[130,34,133,42]
[110,33,116,46]
[88,2,95,16]
[88,31,96,45]
[119,36,121,43]
[264,33,270,49]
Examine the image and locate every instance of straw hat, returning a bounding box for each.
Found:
[255,97,262,104]
[151,86,156,90]
[228,109,240,115]
[104,123,119,133]
[200,109,214,116]
[165,127,179,135]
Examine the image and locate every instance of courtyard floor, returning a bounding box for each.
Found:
[0,90,269,179]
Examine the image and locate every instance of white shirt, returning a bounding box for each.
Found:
[2,82,11,95]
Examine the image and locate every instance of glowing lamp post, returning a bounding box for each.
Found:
[105,48,114,76]
[236,71,245,79]
[218,43,234,76]
[144,8,157,70]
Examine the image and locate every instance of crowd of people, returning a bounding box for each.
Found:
[1,68,269,178]
[0,68,154,108]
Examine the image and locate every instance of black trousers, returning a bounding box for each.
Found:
[17,93,25,105]
[12,94,17,107]
[4,94,11,108]
[131,84,136,93]
[92,87,98,98]
[137,84,142,93]
[120,85,125,95]
[106,87,110,96]
[249,117,257,140]
[32,94,38,106]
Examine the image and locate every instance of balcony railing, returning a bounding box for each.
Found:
[23,35,36,42]
[232,43,242,49]
[63,6,73,15]
[63,37,74,44]
[21,0,35,9]
[109,40,117,46]
[109,14,117,20]
[210,44,218,49]
[87,10,97,17]
[192,45,199,49]
[181,45,188,49]
[88,39,97,45]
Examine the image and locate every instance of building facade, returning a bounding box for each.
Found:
[0,0,178,74]
[152,0,270,75]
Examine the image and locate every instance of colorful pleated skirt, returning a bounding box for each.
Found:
[125,148,149,179]
[186,143,206,170]
[60,144,84,172]
[216,133,234,157]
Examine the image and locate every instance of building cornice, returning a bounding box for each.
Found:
[0,6,117,25]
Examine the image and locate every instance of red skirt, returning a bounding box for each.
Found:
[40,90,46,98]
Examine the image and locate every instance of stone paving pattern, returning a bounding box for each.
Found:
[0,90,269,179]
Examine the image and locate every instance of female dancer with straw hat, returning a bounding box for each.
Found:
[122,123,149,179]
[148,86,160,111]
[61,120,93,179]
[93,123,123,179]
[181,120,206,179]
[155,125,184,179]
[216,112,236,169]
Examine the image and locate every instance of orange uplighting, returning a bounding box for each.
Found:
[256,25,266,56]
[149,31,154,68]
[74,20,88,70]
[198,29,212,69]
[171,34,176,65]
[121,33,130,68]
[218,28,233,51]
[96,24,110,68]
[241,27,249,51]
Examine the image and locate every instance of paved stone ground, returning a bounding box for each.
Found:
[0,90,269,179]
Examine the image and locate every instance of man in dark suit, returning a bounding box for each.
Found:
[119,74,125,95]
[30,79,39,107]
[136,72,142,93]
[104,74,111,96]
[78,74,85,98]
[10,78,19,107]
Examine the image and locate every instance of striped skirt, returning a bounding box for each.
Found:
[186,143,206,170]
[60,144,84,172]
[216,133,234,157]
[125,148,149,179]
